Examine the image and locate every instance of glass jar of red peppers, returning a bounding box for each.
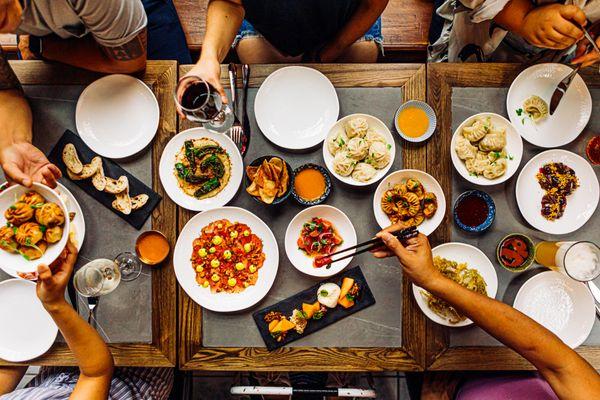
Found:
[496,234,535,272]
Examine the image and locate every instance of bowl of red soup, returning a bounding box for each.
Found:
[496,234,535,272]
[453,190,495,233]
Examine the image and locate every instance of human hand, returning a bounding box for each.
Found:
[572,33,600,67]
[17,35,37,60]
[177,56,226,118]
[0,142,61,188]
[518,4,586,50]
[371,224,442,288]
[0,0,22,33]
[36,239,78,309]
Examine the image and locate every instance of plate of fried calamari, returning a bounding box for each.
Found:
[373,170,445,235]
[516,149,599,234]
[173,207,278,312]
[0,183,70,274]
[245,156,293,205]
[159,128,243,211]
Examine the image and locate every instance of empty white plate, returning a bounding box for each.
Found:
[507,63,591,148]
[159,128,243,211]
[76,74,160,158]
[514,271,595,348]
[254,66,339,150]
[412,242,498,327]
[372,169,446,235]
[516,149,599,235]
[0,279,58,362]
[285,205,357,278]
[451,112,523,186]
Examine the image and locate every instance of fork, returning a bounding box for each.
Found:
[227,63,243,150]
[87,296,99,327]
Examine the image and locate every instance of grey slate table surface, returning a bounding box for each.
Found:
[449,87,600,347]
[0,85,152,344]
[202,86,406,348]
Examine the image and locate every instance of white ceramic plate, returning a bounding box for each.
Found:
[514,271,594,348]
[507,63,591,148]
[451,112,523,186]
[285,205,357,278]
[76,74,160,158]
[372,169,446,235]
[0,279,58,362]
[412,242,498,327]
[159,128,243,211]
[516,149,599,235]
[255,66,339,150]
[0,183,70,274]
[173,207,278,312]
[323,113,395,186]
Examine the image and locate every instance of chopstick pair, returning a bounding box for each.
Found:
[314,226,419,267]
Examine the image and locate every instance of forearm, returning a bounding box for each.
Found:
[326,0,388,52]
[41,34,146,74]
[427,277,600,398]
[201,0,244,63]
[44,301,113,379]
[0,49,32,152]
[493,0,534,34]
[0,366,27,395]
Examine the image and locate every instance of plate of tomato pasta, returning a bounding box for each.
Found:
[174,207,279,312]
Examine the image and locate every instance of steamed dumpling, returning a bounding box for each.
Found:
[327,130,348,156]
[333,150,356,176]
[35,202,65,227]
[15,222,43,246]
[4,202,34,226]
[351,162,377,182]
[478,128,506,152]
[367,141,391,169]
[455,135,478,160]
[462,117,491,142]
[346,137,369,160]
[344,117,368,138]
[365,128,386,145]
[483,158,507,179]
[523,95,548,122]
[465,151,491,175]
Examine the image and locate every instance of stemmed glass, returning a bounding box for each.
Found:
[73,252,142,298]
[174,75,234,133]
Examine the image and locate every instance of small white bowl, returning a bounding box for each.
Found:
[0,183,70,275]
[322,113,395,187]
[394,100,437,143]
[451,112,523,186]
[372,169,446,236]
[285,205,357,278]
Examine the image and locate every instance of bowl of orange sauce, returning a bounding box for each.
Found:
[394,100,437,143]
[292,164,331,206]
[135,230,170,265]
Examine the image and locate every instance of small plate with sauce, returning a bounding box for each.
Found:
[394,100,437,143]
[292,164,332,206]
[136,230,170,265]
[453,190,495,233]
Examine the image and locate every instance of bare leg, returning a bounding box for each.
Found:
[335,41,379,63]
[237,37,302,64]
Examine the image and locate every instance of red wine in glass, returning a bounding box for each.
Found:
[181,81,221,120]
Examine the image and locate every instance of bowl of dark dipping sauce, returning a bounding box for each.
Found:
[453,190,495,233]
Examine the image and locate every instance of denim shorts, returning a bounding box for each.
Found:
[233,16,383,50]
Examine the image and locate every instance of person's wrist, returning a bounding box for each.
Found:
[42,298,69,314]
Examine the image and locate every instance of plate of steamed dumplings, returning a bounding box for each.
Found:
[0,183,70,274]
[323,114,395,186]
[451,113,523,186]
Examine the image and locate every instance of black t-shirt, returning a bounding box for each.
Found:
[242,0,361,56]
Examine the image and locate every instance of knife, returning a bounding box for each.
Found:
[549,64,581,115]
[587,281,600,319]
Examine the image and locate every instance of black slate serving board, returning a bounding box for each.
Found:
[253,266,376,351]
[48,130,161,230]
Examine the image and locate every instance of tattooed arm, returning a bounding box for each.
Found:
[38,29,147,74]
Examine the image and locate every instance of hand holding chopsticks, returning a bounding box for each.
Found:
[314,226,419,267]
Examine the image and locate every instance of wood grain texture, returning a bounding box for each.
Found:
[173,0,433,51]
[426,63,600,370]
[178,63,427,371]
[2,61,178,367]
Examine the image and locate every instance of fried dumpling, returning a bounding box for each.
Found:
[35,202,65,227]
[19,191,46,207]
[344,117,369,138]
[523,95,548,122]
[18,241,47,260]
[44,225,63,244]
[4,202,34,226]
[0,225,18,253]
[15,222,44,246]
